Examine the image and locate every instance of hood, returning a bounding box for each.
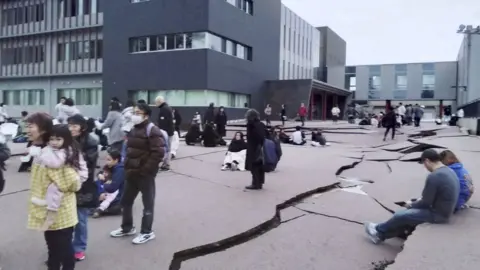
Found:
[61,105,79,116]
[448,163,463,170]
[245,109,260,122]
[122,106,133,115]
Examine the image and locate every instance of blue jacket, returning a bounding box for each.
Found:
[448,163,472,210]
[263,139,279,172]
[103,163,125,204]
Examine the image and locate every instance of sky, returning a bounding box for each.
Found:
[282,0,480,65]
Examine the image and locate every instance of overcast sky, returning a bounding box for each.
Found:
[282,0,480,65]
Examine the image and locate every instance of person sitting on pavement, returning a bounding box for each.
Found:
[263,130,281,172]
[289,126,306,145]
[202,122,219,147]
[277,128,290,144]
[269,128,283,162]
[440,150,474,211]
[364,149,459,244]
[92,150,124,218]
[311,129,328,147]
[185,122,202,146]
[222,132,247,171]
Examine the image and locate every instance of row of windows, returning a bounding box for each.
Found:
[128,90,250,108]
[57,88,102,105]
[225,0,253,15]
[129,32,253,61]
[3,89,45,105]
[368,90,435,100]
[2,45,45,65]
[57,40,103,61]
[283,25,311,59]
[369,63,436,74]
[131,0,149,3]
[58,0,101,18]
[369,74,436,91]
[2,3,45,26]
[281,60,312,79]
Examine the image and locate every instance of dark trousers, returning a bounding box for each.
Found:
[414,117,421,127]
[250,163,265,187]
[44,227,75,270]
[265,116,271,126]
[281,115,285,126]
[300,116,305,126]
[384,126,396,139]
[121,175,156,234]
[109,141,124,152]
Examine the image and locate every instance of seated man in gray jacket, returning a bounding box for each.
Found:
[364,149,459,244]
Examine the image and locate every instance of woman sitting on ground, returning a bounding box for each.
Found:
[202,122,219,147]
[185,122,203,146]
[440,150,474,211]
[311,129,328,146]
[222,132,247,171]
[277,128,290,144]
[92,150,124,218]
[289,126,306,145]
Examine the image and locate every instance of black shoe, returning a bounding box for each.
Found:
[160,166,171,172]
[245,185,262,190]
[171,154,176,159]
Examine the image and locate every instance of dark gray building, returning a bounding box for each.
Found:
[103,0,281,119]
[316,26,347,89]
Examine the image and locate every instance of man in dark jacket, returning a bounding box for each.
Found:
[203,103,215,126]
[382,106,397,141]
[215,106,227,137]
[110,103,165,245]
[155,95,174,171]
[245,109,266,190]
[172,108,182,134]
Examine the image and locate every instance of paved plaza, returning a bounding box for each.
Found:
[1,121,479,270]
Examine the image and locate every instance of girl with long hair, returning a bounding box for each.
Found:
[440,150,474,211]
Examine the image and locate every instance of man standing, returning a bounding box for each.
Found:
[397,102,406,125]
[364,149,459,244]
[264,104,272,126]
[331,105,341,124]
[413,104,424,127]
[110,103,165,244]
[405,104,413,125]
[155,96,174,171]
[298,103,307,127]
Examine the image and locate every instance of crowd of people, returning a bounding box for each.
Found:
[0,95,475,269]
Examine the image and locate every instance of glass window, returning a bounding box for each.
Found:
[422,74,435,89]
[236,44,245,59]
[422,63,435,71]
[369,65,381,74]
[368,90,381,100]
[205,90,219,105]
[166,34,175,50]
[129,37,148,53]
[156,35,166,50]
[369,76,381,90]
[185,90,206,106]
[3,90,21,105]
[395,64,407,72]
[235,94,248,108]
[395,75,407,90]
[148,90,167,105]
[165,90,186,106]
[185,32,206,49]
[421,90,434,99]
[128,90,149,104]
[393,90,407,99]
[27,89,45,105]
[226,40,235,55]
[217,92,230,107]
[175,34,185,49]
[349,77,356,91]
[208,33,222,52]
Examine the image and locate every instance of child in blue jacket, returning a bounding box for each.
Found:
[440,150,474,211]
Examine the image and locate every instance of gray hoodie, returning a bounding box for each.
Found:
[102,110,124,145]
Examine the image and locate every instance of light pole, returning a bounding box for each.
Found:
[456,25,480,107]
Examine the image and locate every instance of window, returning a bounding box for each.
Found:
[129,37,148,53]
[368,90,381,100]
[57,88,102,105]
[2,89,45,105]
[395,64,407,72]
[208,33,223,51]
[2,3,45,26]
[349,77,356,91]
[185,32,206,49]
[422,74,435,90]
[57,40,102,61]
[421,90,434,99]
[369,65,381,73]
[393,90,407,99]
[369,76,381,90]
[58,0,100,17]
[395,75,407,90]
[131,0,150,3]
[2,45,45,65]
[185,90,206,106]
[226,0,253,15]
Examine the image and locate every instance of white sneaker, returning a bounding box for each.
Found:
[132,232,156,244]
[364,222,382,244]
[110,227,136,238]
[221,165,228,171]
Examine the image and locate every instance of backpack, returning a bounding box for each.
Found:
[146,122,169,153]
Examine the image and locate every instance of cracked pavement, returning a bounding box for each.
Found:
[1,122,480,270]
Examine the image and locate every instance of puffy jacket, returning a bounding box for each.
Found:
[125,121,166,178]
[448,163,474,210]
[103,163,125,204]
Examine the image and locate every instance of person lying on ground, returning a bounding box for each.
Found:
[222,132,247,171]
[440,150,474,211]
[185,123,203,146]
[264,130,281,173]
[202,122,220,147]
[289,126,306,145]
[364,149,459,244]
[311,129,328,147]
[92,150,124,218]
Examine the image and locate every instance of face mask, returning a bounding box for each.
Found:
[131,115,144,125]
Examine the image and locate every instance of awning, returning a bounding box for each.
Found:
[311,79,351,96]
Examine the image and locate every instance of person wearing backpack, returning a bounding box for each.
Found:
[110,103,166,245]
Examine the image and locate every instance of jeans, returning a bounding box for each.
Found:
[162,136,173,167]
[45,227,75,270]
[250,163,265,187]
[73,207,89,253]
[376,208,433,240]
[121,175,156,234]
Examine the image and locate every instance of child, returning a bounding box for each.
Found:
[440,150,474,211]
[93,150,124,218]
[31,125,88,230]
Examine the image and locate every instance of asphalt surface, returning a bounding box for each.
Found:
[1,122,479,270]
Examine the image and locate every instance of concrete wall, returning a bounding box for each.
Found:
[317,27,346,88]
[263,79,312,119]
[102,0,281,115]
[352,62,457,101]
[0,74,103,117]
[457,34,480,108]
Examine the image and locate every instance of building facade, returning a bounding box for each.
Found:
[316,26,346,89]
[278,5,320,80]
[347,62,457,118]
[457,33,480,109]
[0,0,103,117]
[103,0,281,119]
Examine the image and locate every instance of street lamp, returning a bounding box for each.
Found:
[456,24,480,107]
